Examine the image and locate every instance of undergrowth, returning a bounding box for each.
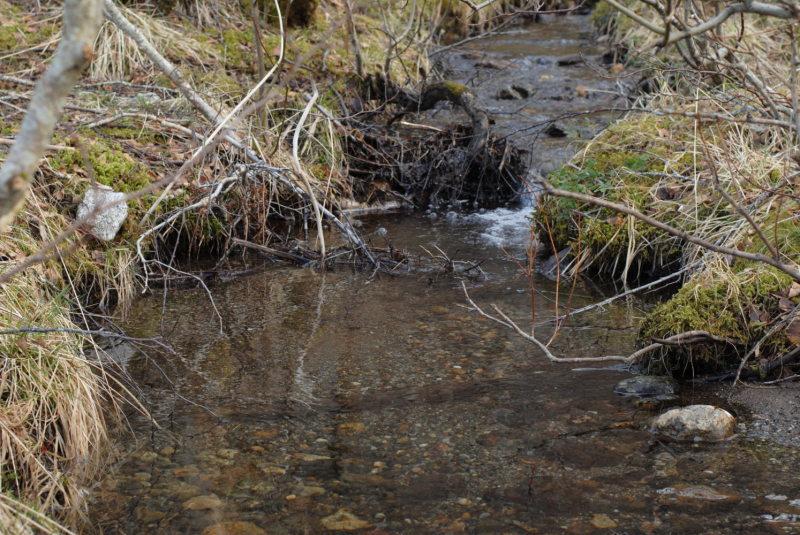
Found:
[539,0,800,377]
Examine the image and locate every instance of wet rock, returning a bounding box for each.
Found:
[538,246,572,278]
[201,522,266,535]
[543,123,567,137]
[402,474,468,502]
[475,59,505,69]
[589,514,617,528]
[657,484,737,500]
[565,523,596,534]
[168,481,202,501]
[298,484,326,497]
[557,53,586,66]
[337,422,367,436]
[342,473,387,486]
[77,185,128,241]
[320,509,372,531]
[182,495,223,510]
[614,376,678,400]
[134,506,165,524]
[649,405,735,441]
[496,84,536,100]
[173,465,200,478]
[294,453,331,461]
[216,448,238,459]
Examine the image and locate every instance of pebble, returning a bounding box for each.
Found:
[320,509,372,531]
[182,495,223,510]
[201,522,266,535]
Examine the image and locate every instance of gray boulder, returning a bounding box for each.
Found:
[77,185,128,241]
[649,405,735,441]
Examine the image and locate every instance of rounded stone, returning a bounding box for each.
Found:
[649,405,735,441]
[201,522,266,535]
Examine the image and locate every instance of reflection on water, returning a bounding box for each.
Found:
[92,211,800,534]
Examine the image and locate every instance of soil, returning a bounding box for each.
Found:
[733,383,800,447]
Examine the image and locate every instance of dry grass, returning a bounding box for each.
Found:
[0,493,71,535]
[0,192,135,527]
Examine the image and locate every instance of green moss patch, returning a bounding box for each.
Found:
[638,267,796,376]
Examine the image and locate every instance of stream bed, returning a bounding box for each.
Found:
[90,14,800,535]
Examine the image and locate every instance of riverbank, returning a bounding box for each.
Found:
[536,2,800,381]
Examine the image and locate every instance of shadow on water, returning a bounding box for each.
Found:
[91,14,800,535]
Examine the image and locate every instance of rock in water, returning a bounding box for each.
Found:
[321,509,371,531]
[649,405,735,441]
[614,376,678,400]
[201,522,266,535]
[77,185,127,241]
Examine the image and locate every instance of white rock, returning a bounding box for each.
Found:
[77,185,128,241]
[649,405,735,441]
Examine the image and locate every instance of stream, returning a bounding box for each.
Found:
[91,14,800,535]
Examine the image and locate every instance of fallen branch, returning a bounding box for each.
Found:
[461,282,736,363]
[232,237,311,264]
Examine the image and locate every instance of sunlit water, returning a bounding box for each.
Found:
[90,15,800,535]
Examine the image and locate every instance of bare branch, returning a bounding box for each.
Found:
[535,179,800,283]
[293,87,326,262]
[0,0,104,230]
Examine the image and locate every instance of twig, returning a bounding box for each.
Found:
[232,237,311,264]
[293,87,325,262]
[0,327,173,353]
[462,282,742,363]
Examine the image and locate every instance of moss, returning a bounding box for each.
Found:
[638,266,795,375]
[220,28,254,70]
[48,139,152,220]
[0,25,19,50]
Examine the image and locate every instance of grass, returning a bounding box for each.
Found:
[0,212,116,529]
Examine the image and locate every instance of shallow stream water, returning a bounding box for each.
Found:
[90,15,800,535]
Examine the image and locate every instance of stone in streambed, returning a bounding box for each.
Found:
[649,405,735,441]
[201,522,266,535]
[614,376,678,400]
[496,83,537,100]
[182,495,223,510]
[321,509,371,531]
[77,185,128,241]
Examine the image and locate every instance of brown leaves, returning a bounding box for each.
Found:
[778,297,794,313]
[788,282,800,299]
[785,321,800,345]
[749,306,770,324]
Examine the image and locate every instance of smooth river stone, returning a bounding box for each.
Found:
[320,509,372,531]
[649,405,734,441]
[201,522,266,535]
[182,495,223,510]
